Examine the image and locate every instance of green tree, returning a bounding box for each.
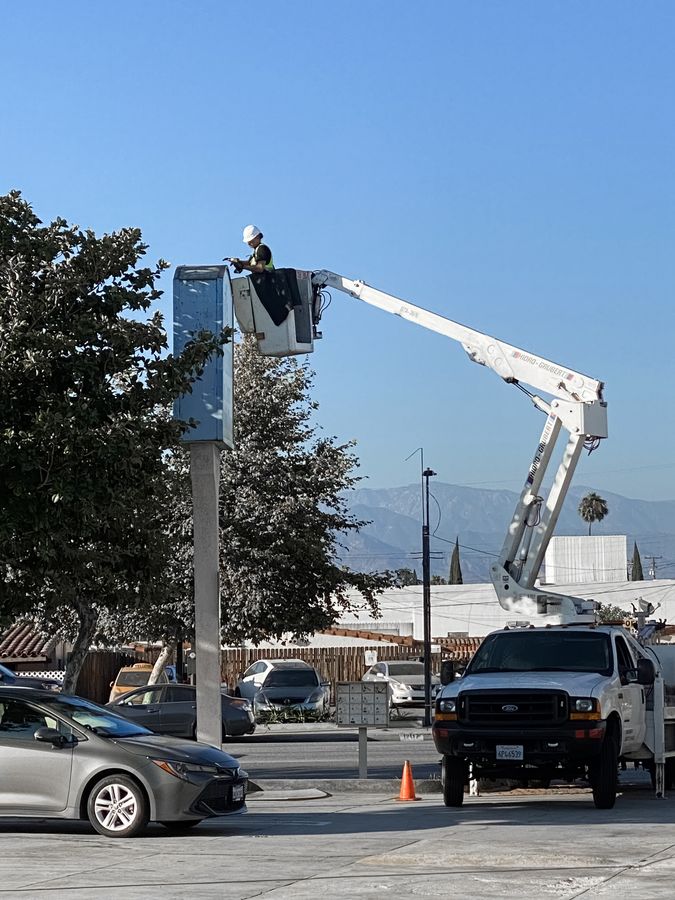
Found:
[578,492,609,535]
[395,568,418,587]
[216,337,391,643]
[449,537,463,584]
[596,602,627,623]
[431,574,447,585]
[0,192,227,692]
[631,542,644,581]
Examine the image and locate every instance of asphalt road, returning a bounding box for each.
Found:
[225,727,442,782]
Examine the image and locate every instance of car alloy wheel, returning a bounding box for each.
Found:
[87,774,149,838]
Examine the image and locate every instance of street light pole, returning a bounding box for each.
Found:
[422,466,436,727]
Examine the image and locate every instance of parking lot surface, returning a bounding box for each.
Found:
[1,785,675,899]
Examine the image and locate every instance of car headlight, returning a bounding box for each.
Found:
[152,759,241,780]
[307,689,324,703]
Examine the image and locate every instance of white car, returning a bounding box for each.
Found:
[362,661,440,709]
[234,659,313,702]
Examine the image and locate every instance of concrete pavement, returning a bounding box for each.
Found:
[1,786,675,899]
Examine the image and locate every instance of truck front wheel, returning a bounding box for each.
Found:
[589,735,618,809]
[441,755,467,807]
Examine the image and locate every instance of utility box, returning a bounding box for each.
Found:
[173,265,234,448]
[232,268,317,356]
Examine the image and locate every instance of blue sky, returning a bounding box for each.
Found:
[2,1,674,500]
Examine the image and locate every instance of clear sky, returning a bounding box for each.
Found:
[2,1,674,500]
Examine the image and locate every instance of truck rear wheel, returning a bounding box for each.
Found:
[441,755,466,807]
[589,735,618,809]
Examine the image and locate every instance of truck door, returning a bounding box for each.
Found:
[614,634,645,751]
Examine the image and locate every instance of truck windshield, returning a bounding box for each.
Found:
[466,631,612,676]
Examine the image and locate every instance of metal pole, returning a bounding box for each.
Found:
[190,442,223,748]
[358,726,368,779]
[422,467,436,728]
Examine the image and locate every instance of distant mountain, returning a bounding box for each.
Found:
[340,482,675,583]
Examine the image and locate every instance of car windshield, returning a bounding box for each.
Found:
[115,670,154,687]
[387,663,424,677]
[40,694,151,737]
[265,670,319,687]
[466,631,612,676]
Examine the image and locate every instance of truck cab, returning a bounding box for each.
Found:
[433,624,656,809]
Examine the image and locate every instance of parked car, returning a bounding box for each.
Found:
[107,684,256,739]
[234,659,313,701]
[109,662,169,703]
[0,685,248,838]
[0,662,62,692]
[362,660,440,709]
[253,666,330,721]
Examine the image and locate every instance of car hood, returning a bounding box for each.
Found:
[112,733,240,767]
[389,674,440,687]
[444,671,606,696]
[260,685,320,701]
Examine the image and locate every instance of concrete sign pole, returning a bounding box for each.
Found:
[190,442,223,747]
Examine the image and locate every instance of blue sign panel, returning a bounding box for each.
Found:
[173,265,234,448]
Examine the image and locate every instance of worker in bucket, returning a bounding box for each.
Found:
[227,225,274,275]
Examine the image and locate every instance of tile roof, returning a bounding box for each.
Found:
[0,622,57,662]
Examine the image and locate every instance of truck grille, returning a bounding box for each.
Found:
[459,690,567,725]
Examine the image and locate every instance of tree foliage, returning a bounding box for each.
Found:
[631,541,644,581]
[577,492,609,536]
[0,192,227,690]
[449,537,463,584]
[596,602,627,624]
[395,568,418,586]
[216,337,391,643]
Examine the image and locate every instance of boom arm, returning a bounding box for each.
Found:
[312,270,608,623]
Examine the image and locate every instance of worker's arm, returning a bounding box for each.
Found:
[230,244,271,274]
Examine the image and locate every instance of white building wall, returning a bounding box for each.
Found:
[340,579,675,640]
[543,535,627,585]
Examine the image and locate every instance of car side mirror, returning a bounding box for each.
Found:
[34,726,70,747]
[440,660,455,686]
[637,658,656,686]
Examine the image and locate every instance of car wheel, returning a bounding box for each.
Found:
[159,819,203,831]
[87,774,149,838]
[441,755,466,807]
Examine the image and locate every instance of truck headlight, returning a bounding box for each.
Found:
[575,699,594,712]
[569,697,600,720]
[438,699,456,713]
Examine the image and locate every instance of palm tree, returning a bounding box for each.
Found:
[578,492,609,535]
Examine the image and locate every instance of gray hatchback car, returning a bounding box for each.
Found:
[0,686,248,838]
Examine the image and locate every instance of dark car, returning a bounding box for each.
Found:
[253,666,330,721]
[0,686,248,837]
[107,684,256,739]
[0,662,62,692]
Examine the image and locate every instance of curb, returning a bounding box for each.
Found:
[250,778,442,794]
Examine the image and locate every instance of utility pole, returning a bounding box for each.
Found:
[422,467,437,728]
[646,555,663,580]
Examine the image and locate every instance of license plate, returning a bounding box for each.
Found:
[496,744,524,760]
[232,784,245,802]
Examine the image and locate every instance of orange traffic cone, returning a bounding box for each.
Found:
[397,760,420,801]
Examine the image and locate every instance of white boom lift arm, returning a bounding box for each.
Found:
[312,270,608,624]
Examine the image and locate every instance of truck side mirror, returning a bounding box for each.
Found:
[440,660,455,686]
[637,658,655,686]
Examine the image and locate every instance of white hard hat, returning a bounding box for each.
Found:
[242,224,262,243]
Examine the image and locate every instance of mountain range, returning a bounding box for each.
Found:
[341,482,675,583]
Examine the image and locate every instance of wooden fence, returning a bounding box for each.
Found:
[220,645,438,693]
[77,649,142,704]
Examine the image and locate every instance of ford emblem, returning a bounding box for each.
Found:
[502,704,518,712]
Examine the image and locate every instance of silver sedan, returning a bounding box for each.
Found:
[0,686,248,838]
